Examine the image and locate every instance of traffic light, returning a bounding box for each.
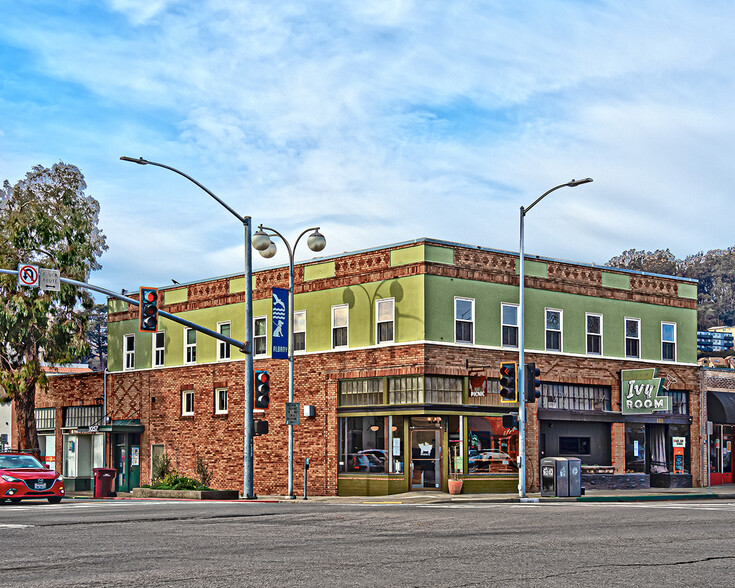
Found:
[502,414,518,429]
[254,419,269,436]
[525,362,541,403]
[138,287,159,332]
[254,370,270,408]
[499,361,517,403]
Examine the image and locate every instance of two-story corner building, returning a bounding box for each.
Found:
[50,238,701,497]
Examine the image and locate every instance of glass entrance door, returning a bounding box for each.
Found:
[410,422,442,490]
[710,424,734,485]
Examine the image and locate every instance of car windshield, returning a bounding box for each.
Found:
[0,455,44,469]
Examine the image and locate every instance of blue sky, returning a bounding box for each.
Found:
[2,1,734,295]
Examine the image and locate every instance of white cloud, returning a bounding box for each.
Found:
[2,0,735,292]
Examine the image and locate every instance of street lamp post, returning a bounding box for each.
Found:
[252,225,326,498]
[518,178,593,499]
[119,156,257,499]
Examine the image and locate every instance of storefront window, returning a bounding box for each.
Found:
[667,424,690,474]
[625,424,646,473]
[710,424,733,474]
[338,416,405,474]
[467,416,518,474]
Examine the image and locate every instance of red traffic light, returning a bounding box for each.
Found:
[138,287,159,333]
[499,361,517,403]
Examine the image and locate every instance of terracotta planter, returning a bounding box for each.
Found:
[448,479,463,495]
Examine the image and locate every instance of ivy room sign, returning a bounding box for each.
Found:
[620,368,671,414]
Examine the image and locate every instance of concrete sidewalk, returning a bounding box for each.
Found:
[68,484,735,504]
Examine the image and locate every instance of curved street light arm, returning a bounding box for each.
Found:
[523,178,593,216]
[120,156,249,225]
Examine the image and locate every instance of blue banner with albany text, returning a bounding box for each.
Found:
[272,287,289,359]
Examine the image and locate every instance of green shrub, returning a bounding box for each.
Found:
[151,452,173,482]
[150,470,212,491]
[195,454,214,488]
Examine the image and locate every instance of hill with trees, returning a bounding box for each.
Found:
[606,247,735,330]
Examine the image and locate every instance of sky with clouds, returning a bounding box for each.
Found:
[1,1,733,295]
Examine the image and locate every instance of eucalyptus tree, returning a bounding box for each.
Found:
[0,162,107,451]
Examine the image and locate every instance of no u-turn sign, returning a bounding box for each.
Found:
[17,264,39,288]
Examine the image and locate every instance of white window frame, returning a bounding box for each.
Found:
[217,321,231,361]
[332,304,349,349]
[586,313,603,356]
[184,327,197,364]
[625,317,641,359]
[181,390,194,416]
[662,321,677,362]
[545,308,563,352]
[501,303,519,348]
[253,316,267,357]
[454,297,475,344]
[293,310,306,353]
[123,334,135,371]
[153,331,165,367]
[214,387,228,415]
[376,298,395,344]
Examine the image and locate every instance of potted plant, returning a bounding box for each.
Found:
[448,444,463,495]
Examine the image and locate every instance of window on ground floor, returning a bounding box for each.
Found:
[467,416,518,474]
[338,416,405,474]
[625,423,646,473]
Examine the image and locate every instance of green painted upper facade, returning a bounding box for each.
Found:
[107,239,698,372]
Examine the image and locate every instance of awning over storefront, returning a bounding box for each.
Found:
[98,419,145,434]
[707,391,735,424]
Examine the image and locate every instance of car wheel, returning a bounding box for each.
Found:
[9,498,22,503]
[47,497,62,504]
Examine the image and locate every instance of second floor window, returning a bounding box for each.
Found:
[254,317,267,356]
[376,298,394,344]
[332,305,348,348]
[185,328,197,364]
[293,310,306,352]
[455,298,474,344]
[625,318,640,358]
[662,322,676,361]
[545,309,562,352]
[218,322,231,360]
[154,331,165,367]
[124,334,135,370]
[586,313,602,355]
[501,303,518,348]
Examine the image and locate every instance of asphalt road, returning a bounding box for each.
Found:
[1,498,734,587]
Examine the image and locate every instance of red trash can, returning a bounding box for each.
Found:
[93,468,117,498]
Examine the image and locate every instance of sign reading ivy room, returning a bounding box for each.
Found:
[620,368,671,414]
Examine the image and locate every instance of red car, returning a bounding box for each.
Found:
[0,452,65,504]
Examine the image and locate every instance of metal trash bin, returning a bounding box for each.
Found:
[567,458,582,497]
[540,457,569,497]
[93,468,117,498]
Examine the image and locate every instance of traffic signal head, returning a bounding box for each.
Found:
[525,362,541,403]
[502,414,518,429]
[254,370,270,409]
[254,419,269,436]
[499,361,517,403]
[138,287,159,332]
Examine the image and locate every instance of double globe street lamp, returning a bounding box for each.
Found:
[252,225,326,498]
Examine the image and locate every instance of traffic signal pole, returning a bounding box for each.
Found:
[518,207,527,499]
